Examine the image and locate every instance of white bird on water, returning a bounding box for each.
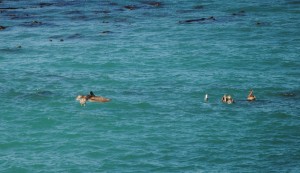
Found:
[204,94,208,101]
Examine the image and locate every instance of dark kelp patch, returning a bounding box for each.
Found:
[0,25,7,30]
[179,16,216,24]
[67,33,83,39]
[140,1,163,7]
[176,4,204,14]
[0,46,23,53]
[231,10,246,16]
[280,92,297,97]
[101,31,113,34]
[21,20,43,27]
[124,5,140,10]
[94,10,111,14]
[193,5,204,10]
[255,21,271,26]
[0,7,19,10]
[69,15,88,21]
[37,2,54,8]
[8,13,31,20]
[64,10,82,15]
[286,1,300,5]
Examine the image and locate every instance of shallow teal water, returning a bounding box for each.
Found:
[1,0,300,172]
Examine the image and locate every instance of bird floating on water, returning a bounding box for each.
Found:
[76,91,110,106]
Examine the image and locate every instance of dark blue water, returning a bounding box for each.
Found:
[1,0,300,172]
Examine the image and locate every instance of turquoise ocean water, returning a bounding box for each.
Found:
[1,0,300,172]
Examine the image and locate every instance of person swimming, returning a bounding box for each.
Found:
[247,89,256,101]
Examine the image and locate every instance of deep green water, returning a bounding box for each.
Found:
[1,0,300,172]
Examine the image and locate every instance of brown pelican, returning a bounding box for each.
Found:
[76,91,110,106]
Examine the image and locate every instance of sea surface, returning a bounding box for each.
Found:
[1,0,300,172]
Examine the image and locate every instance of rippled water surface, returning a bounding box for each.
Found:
[1,0,300,172]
